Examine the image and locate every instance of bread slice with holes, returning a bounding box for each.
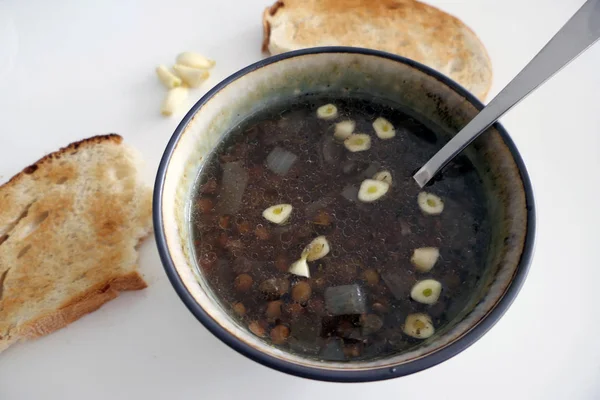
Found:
[262,0,493,100]
[0,134,152,353]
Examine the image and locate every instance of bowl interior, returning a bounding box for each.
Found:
[158,50,529,374]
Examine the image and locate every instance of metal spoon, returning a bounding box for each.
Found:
[413,0,600,188]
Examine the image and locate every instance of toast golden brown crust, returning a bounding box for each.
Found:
[2,134,122,189]
[262,0,492,100]
[0,134,152,353]
[14,271,147,341]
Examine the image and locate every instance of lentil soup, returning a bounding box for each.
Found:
[190,95,490,361]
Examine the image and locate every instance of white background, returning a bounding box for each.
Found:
[0,0,599,398]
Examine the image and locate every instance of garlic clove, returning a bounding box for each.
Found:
[288,256,310,278]
[358,179,389,202]
[176,52,215,69]
[156,65,182,89]
[373,117,396,139]
[418,191,444,215]
[410,279,442,304]
[334,120,355,141]
[317,104,338,120]
[303,236,330,261]
[410,247,440,273]
[161,87,188,117]
[262,204,293,225]
[403,313,435,339]
[373,170,392,186]
[173,64,209,88]
[344,134,371,152]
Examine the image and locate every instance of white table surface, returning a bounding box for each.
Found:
[1,0,599,398]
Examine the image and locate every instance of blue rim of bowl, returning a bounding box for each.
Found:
[153,46,536,382]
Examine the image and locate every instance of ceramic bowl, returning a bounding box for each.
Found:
[154,47,535,382]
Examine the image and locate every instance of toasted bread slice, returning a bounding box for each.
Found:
[0,134,152,353]
[262,0,492,100]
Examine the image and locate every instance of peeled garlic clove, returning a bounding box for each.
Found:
[262,204,293,225]
[410,279,442,304]
[373,170,392,186]
[317,104,338,120]
[403,313,435,339]
[156,65,182,89]
[358,179,389,202]
[289,256,310,278]
[373,117,396,139]
[344,134,371,152]
[411,247,439,273]
[176,52,215,69]
[334,120,355,141]
[418,192,444,215]
[161,87,188,117]
[173,64,209,88]
[303,236,330,261]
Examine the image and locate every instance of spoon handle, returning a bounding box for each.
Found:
[413,0,600,188]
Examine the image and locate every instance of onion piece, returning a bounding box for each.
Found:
[324,284,367,316]
[341,185,359,202]
[360,162,381,179]
[305,196,335,216]
[321,136,343,165]
[361,314,384,335]
[289,337,321,356]
[266,146,298,176]
[218,162,248,214]
[400,220,412,236]
[320,338,345,361]
[381,271,413,300]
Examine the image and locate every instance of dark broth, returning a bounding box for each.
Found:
[191,95,489,361]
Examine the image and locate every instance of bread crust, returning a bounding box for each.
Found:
[0,134,151,353]
[9,271,146,343]
[262,0,492,100]
[2,134,122,189]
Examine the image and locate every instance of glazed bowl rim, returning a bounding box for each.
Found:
[153,46,536,382]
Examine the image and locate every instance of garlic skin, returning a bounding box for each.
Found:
[410,279,442,304]
[411,247,440,273]
[373,117,396,139]
[344,134,372,152]
[160,87,188,117]
[303,236,330,261]
[334,120,355,141]
[373,170,392,186]
[316,103,338,120]
[173,64,209,88]
[156,65,182,89]
[418,192,444,215]
[403,313,435,339]
[176,52,216,69]
[358,179,389,202]
[262,204,293,225]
